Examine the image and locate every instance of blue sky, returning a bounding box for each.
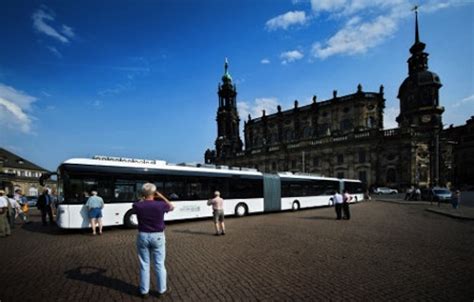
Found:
[0,0,473,171]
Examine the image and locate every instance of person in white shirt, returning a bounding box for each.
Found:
[7,196,22,229]
[0,190,11,237]
[333,191,344,220]
[342,190,352,220]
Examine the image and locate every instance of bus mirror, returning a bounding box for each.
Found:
[39,173,51,186]
[39,172,57,186]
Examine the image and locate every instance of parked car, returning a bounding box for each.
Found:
[421,187,452,202]
[374,187,398,194]
[26,196,38,207]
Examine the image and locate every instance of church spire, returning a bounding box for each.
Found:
[414,5,420,44]
[410,5,426,55]
[221,57,233,84]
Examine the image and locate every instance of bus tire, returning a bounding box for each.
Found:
[235,203,248,217]
[124,209,138,229]
[292,200,300,211]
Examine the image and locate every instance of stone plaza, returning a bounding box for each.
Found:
[1,201,473,301]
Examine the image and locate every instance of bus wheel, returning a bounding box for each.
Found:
[235,203,248,217]
[292,201,300,211]
[124,209,138,229]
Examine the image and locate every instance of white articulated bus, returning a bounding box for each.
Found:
[42,156,365,229]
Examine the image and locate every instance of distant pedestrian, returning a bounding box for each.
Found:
[37,189,54,226]
[415,188,421,201]
[451,190,461,209]
[333,191,343,220]
[85,190,105,235]
[133,183,174,298]
[405,186,414,200]
[14,189,29,223]
[8,195,24,228]
[342,190,352,220]
[0,190,11,237]
[207,191,225,236]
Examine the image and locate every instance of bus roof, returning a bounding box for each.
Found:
[61,158,264,177]
[60,157,361,183]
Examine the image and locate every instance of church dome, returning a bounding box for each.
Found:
[398,71,442,98]
[222,72,232,83]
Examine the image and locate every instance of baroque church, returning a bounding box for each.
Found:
[204,12,473,189]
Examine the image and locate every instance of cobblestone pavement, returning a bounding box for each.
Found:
[1,202,473,301]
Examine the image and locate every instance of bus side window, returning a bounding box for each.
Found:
[114,180,135,201]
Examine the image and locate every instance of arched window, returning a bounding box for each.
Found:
[285,130,294,141]
[367,117,375,128]
[303,127,312,138]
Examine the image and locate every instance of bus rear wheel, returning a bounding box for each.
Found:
[235,203,248,217]
[124,209,138,229]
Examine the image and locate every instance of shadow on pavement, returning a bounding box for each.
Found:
[20,221,70,235]
[300,216,337,221]
[172,229,215,236]
[65,266,139,296]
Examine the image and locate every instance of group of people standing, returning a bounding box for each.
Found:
[332,190,352,220]
[0,189,31,237]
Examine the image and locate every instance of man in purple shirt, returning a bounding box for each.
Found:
[133,183,174,298]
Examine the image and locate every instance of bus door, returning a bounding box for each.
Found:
[263,174,281,212]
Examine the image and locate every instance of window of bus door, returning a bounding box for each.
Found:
[57,173,64,204]
[65,178,84,204]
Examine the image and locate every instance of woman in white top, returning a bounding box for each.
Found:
[0,190,11,237]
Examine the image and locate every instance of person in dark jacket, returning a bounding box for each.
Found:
[37,189,54,226]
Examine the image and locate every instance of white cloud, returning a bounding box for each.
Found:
[261,58,271,64]
[383,106,399,129]
[265,11,308,31]
[238,97,280,121]
[312,15,397,59]
[280,50,304,64]
[310,0,347,12]
[452,94,474,108]
[47,46,63,58]
[0,84,37,133]
[308,0,465,59]
[32,6,72,43]
[61,25,75,38]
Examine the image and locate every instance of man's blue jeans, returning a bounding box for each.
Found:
[136,232,167,294]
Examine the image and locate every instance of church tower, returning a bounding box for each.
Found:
[213,59,243,161]
[397,8,444,187]
[397,8,444,131]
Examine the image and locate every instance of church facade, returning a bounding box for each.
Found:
[204,13,470,189]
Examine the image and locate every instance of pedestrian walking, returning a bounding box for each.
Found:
[342,190,352,220]
[207,191,225,235]
[451,190,461,209]
[333,190,343,220]
[133,183,174,298]
[405,186,414,200]
[37,189,54,226]
[85,190,105,235]
[415,187,421,201]
[0,190,11,237]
